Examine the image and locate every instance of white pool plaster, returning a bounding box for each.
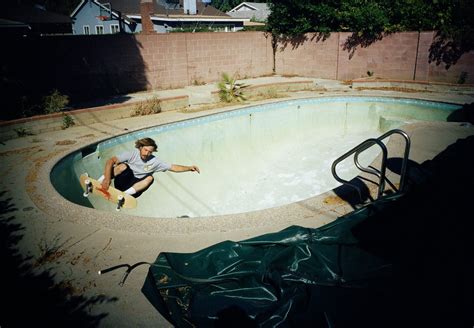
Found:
[51,96,460,218]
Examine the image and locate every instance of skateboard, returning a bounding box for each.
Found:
[80,173,137,211]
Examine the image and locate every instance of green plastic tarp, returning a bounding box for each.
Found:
[141,195,401,327]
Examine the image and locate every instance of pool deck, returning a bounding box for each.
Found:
[1,76,474,326]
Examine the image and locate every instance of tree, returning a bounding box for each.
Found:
[267,0,474,66]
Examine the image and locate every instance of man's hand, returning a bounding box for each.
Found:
[101,178,111,190]
[189,165,200,174]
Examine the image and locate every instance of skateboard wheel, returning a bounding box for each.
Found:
[83,179,93,197]
[116,194,125,211]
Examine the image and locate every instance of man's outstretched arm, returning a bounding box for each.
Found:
[170,164,200,174]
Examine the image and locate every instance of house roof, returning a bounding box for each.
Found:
[2,4,72,24]
[0,18,31,36]
[0,18,30,28]
[104,0,229,18]
[226,2,269,21]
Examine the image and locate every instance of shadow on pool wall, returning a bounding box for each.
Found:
[50,152,94,208]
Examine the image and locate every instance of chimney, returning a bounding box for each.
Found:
[140,0,155,34]
[183,0,197,15]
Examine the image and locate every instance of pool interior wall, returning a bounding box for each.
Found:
[50,97,460,218]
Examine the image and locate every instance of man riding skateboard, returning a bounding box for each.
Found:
[99,137,200,197]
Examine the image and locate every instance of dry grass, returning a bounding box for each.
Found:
[355,86,432,93]
[55,140,76,146]
[130,96,162,116]
[180,102,238,113]
[247,88,287,101]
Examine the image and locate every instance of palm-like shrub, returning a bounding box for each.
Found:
[217,73,248,103]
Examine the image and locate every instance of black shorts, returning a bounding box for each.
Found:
[114,164,148,192]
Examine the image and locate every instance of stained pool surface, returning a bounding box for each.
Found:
[51,97,460,218]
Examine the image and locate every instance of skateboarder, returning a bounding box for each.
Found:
[99,137,200,197]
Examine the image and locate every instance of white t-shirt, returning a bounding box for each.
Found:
[117,149,171,179]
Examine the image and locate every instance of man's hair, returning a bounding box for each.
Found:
[135,138,157,151]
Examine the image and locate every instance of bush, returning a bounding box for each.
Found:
[62,114,75,129]
[131,96,162,116]
[43,90,69,114]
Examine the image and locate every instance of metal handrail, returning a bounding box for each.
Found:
[331,129,411,201]
[355,129,411,192]
[331,138,388,200]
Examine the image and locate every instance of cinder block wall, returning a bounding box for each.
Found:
[336,32,420,80]
[140,32,274,89]
[275,33,340,79]
[275,31,474,83]
[276,32,474,83]
[2,31,473,110]
[1,32,274,108]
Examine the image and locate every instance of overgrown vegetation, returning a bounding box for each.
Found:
[43,89,69,114]
[131,96,162,116]
[2,89,70,121]
[217,73,248,103]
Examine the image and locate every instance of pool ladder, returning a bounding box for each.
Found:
[331,129,411,203]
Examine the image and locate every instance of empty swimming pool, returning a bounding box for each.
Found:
[51,96,460,218]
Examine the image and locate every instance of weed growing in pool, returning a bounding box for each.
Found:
[131,96,162,116]
[217,73,248,103]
